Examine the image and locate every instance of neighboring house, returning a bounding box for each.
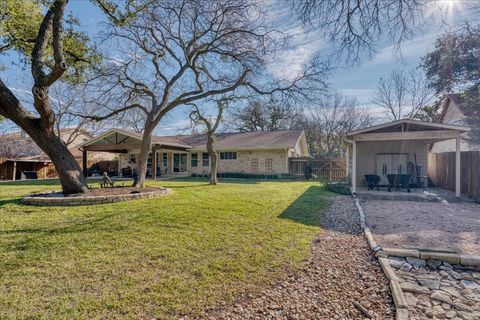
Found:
[80,129,309,177]
[0,129,114,181]
[430,94,480,153]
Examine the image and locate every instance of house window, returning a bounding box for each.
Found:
[220,152,237,160]
[265,158,273,172]
[202,152,209,167]
[130,154,136,163]
[251,157,258,171]
[191,153,198,167]
[162,153,168,167]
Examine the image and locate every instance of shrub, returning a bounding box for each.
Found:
[325,180,351,195]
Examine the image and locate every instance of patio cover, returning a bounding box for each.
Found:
[346,119,471,197]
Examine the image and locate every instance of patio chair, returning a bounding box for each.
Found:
[364,174,381,190]
[387,174,411,192]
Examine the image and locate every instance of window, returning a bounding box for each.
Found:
[220,152,237,160]
[191,153,198,167]
[130,154,136,163]
[202,152,209,167]
[265,158,273,172]
[251,157,258,171]
[162,153,168,167]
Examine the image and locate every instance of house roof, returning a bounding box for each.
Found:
[0,129,91,161]
[173,130,304,150]
[82,128,305,151]
[347,119,470,137]
[438,93,476,123]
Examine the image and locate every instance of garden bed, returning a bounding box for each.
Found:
[22,186,171,206]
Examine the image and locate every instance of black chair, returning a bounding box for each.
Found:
[387,174,411,192]
[364,174,381,190]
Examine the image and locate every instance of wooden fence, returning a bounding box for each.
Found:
[289,157,346,181]
[427,151,480,201]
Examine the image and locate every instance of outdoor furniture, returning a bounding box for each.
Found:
[364,174,381,190]
[100,172,114,188]
[21,171,38,180]
[387,174,411,192]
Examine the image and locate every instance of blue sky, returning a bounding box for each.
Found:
[0,0,473,135]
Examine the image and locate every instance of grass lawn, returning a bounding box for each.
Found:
[0,178,329,319]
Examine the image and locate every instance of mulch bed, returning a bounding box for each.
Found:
[184,196,395,320]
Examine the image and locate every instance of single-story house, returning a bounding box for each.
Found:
[431,93,480,153]
[0,129,115,181]
[345,119,470,198]
[80,129,309,177]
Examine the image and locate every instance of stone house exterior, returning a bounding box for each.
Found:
[82,129,309,177]
[430,94,480,153]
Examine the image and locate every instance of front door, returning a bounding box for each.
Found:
[173,153,188,172]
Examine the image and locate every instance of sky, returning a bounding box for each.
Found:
[0,0,474,135]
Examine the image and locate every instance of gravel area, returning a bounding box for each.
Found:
[361,200,480,255]
[184,196,394,320]
[387,256,480,319]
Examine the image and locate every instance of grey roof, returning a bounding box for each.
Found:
[170,130,304,150]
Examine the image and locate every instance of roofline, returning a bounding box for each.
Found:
[347,119,470,136]
[2,158,52,163]
[190,146,295,152]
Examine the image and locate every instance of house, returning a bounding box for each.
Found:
[0,129,114,181]
[345,119,470,198]
[80,129,309,178]
[430,93,480,153]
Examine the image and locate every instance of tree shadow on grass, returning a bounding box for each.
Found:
[0,198,21,207]
[279,186,329,227]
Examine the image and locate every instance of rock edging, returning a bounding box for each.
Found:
[354,197,410,320]
[22,188,172,206]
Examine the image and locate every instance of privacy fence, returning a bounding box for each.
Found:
[289,157,346,181]
[427,151,480,201]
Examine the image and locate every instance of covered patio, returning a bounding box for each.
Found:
[346,119,470,199]
[80,129,192,178]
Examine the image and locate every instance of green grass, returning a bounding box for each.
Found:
[0,178,329,319]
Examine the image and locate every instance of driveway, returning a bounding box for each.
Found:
[360,199,480,255]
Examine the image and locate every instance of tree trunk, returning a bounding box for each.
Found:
[134,121,155,188]
[206,132,218,185]
[0,80,87,194]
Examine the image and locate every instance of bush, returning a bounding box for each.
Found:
[191,172,302,180]
[325,180,351,195]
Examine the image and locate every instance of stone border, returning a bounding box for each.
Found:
[354,196,480,320]
[354,197,410,320]
[22,188,172,206]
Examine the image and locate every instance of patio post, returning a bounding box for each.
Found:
[345,145,349,177]
[152,145,157,179]
[455,137,461,198]
[352,141,357,195]
[82,150,88,178]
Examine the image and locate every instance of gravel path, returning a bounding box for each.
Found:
[361,200,480,255]
[185,196,394,320]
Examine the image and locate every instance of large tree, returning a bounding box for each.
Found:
[87,0,326,188]
[0,0,97,194]
[373,69,434,121]
[228,100,301,132]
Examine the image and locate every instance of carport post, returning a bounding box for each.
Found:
[82,149,88,178]
[352,141,357,195]
[455,137,461,198]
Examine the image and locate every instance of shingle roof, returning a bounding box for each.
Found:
[170,130,304,150]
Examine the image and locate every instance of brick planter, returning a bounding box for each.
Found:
[22,188,172,206]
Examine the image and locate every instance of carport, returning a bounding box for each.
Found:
[345,119,470,198]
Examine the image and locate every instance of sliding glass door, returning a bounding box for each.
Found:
[173,153,188,172]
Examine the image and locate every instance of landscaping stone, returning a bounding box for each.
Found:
[407,257,427,268]
[189,196,395,320]
[387,255,480,320]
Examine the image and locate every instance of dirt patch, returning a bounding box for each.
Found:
[361,200,480,255]
[184,196,395,319]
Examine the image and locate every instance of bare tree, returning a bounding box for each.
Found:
[0,0,89,194]
[86,0,327,188]
[189,99,226,185]
[373,69,434,121]
[296,92,374,158]
[291,0,428,62]
[228,99,301,132]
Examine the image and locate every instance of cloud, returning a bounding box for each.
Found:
[340,88,376,105]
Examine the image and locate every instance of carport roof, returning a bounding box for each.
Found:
[347,119,470,140]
